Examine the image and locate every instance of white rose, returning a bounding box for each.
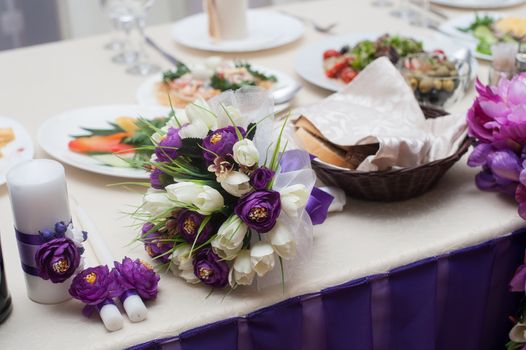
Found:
[220,171,252,197]
[250,242,275,277]
[268,222,296,259]
[193,185,224,215]
[143,189,173,217]
[185,98,217,130]
[178,119,209,139]
[233,139,259,167]
[166,182,202,206]
[228,250,255,286]
[170,244,199,284]
[217,105,246,129]
[279,184,309,217]
[211,215,247,260]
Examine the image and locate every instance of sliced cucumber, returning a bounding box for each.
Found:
[91,154,133,168]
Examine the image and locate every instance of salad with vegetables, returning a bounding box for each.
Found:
[458,14,526,56]
[157,57,277,107]
[322,34,423,83]
[68,115,169,168]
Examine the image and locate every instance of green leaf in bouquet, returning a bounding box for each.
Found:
[189,215,213,256]
[246,123,257,140]
[219,103,243,140]
[269,114,290,172]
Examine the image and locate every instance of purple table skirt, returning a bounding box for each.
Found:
[127,228,526,350]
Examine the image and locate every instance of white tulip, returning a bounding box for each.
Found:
[166,182,202,206]
[250,242,275,277]
[166,112,189,128]
[143,190,173,217]
[217,105,246,129]
[233,139,259,167]
[185,98,217,130]
[193,185,224,215]
[220,171,252,197]
[268,222,296,259]
[228,250,255,286]
[170,244,199,284]
[279,184,309,217]
[211,215,247,260]
[151,125,169,144]
[178,119,209,139]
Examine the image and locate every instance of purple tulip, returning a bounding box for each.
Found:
[155,127,182,162]
[202,126,245,164]
[150,168,165,189]
[177,209,214,245]
[69,265,120,305]
[193,248,228,287]
[35,237,81,283]
[235,190,281,233]
[249,167,275,190]
[113,257,160,300]
[143,230,173,264]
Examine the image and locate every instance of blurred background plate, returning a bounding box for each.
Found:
[431,0,526,9]
[0,116,34,185]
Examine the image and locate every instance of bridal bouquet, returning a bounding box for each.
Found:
[467,74,526,220]
[135,87,333,289]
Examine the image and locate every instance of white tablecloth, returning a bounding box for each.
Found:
[0,1,524,349]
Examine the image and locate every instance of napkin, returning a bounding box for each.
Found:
[292,57,467,172]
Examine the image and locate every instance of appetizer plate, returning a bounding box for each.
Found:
[136,65,299,114]
[294,32,478,92]
[171,10,304,52]
[439,12,502,61]
[0,116,34,185]
[38,105,171,179]
[431,0,526,9]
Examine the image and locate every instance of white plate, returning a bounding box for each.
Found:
[38,105,171,179]
[431,0,526,9]
[0,116,34,185]
[171,10,304,52]
[439,12,504,61]
[136,65,298,114]
[294,32,479,92]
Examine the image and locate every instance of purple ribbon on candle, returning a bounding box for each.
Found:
[82,298,116,318]
[119,289,138,304]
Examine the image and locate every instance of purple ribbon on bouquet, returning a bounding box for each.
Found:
[280,150,334,225]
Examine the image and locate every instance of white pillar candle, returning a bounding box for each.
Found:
[73,201,148,323]
[99,303,123,332]
[205,0,248,41]
[6,159,72,304]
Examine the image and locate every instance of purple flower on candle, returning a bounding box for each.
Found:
[202,126,245,164]
[69,265,120,305]
[193,248,228,287]
[113,257,160,300]
[234,190,281,233]
[35,237,81,283]
[155,127,182,162]
[249,167,275,190]
[177,209,214,245]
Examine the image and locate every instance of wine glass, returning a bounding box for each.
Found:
[126,0,160,76]
[390,0,417,20]
[372,0,393,7]
[99,0,125,51]
[100,0,139,65]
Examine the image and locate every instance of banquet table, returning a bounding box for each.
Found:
[1,0,526,349]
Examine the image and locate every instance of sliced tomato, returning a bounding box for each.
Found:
[339,67,358,83]
[325,57,350,78]
[323,49,341,60]
[68,132,135,154]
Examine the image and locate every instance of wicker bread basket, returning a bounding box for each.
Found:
[310,106,472,201]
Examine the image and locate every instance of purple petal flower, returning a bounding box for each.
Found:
[510,264,526,292]
[113,257,160,300]
[487,149,521,182]
[143,230,173,264]
[69,265,120,305]
[509,74,526,105]
[150,167,173,189]
[202,126,245,164]
[249,167,275,190]
[35,237,80,283]
[155,127,182,162]
[234,190,281,233]
[193,248,228,287]
[177,209,214,245]
[516,185,526,220]
[467,143,493,167]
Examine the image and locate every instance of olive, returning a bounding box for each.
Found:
[429,89,440,104]
[409,77,418,90]
[340,45,350,54]
[435,66,450,77]
[443,79,455,92]
[433,79,442,90]
[419,77,434,93]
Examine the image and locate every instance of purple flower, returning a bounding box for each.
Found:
[150,167,173,190]
[250,167,275,190]
[510,252,526,292]
[234,190,281,233]
[193,248,228,287]
[113,257,160,300]
[155,127,182,162]
[69,265,120,305]
[516,184,526,220]
[177,209,214,245]
[35,237,80,283]
[143,228,173,264]
[202,126,245,164]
